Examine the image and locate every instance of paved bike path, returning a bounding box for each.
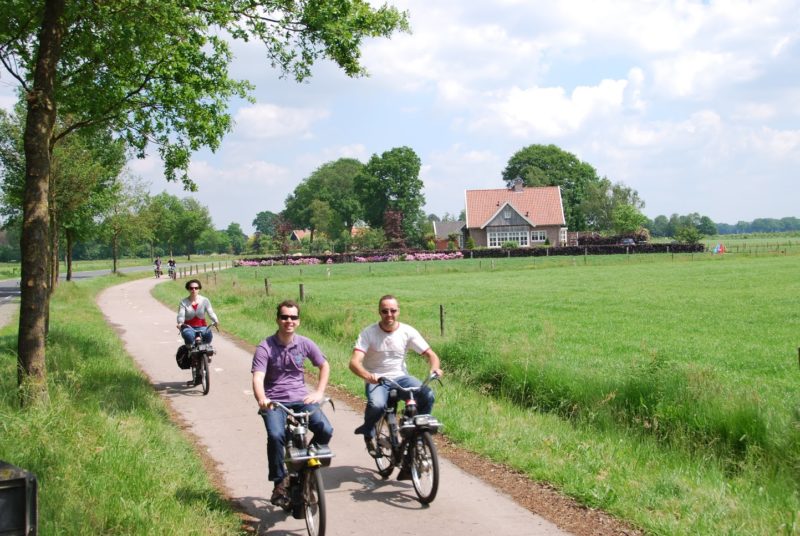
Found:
[97,277,571,536]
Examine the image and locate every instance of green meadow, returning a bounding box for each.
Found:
[155,250,800,535]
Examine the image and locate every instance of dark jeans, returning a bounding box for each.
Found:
[261,402,333,482]
[360,375,434,439]
[181,326,212,346]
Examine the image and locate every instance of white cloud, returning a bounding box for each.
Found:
[651,51,758,99]
[233,103,330,140]
[474,78,628,138]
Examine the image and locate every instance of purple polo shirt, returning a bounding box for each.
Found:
[251,333,327,402]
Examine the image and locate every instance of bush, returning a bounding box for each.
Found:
[501,241,519,249]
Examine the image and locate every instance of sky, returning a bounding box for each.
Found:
[2,0,799,234]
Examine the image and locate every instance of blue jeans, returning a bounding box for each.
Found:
[181,326,212,346]
[360,375,434,439]
[261,402,333,483]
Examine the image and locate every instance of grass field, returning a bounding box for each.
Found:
[153,249,800,535]
[0,273,245,535]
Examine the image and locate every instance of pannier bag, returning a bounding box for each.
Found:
[175,346,191,369]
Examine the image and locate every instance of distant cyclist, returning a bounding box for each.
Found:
[154,257,162,278]
[176,279,219,348]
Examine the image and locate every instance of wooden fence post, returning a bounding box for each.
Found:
[440,304,445,336]
[299,283,305,302]
[264,278,270,296]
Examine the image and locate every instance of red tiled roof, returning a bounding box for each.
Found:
[465,186,565,228]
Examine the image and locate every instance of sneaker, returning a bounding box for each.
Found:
[364,436,379,458]
[270,481,287,506]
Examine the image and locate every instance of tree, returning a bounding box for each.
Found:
[697,216,717,236]
[175,198,214,260]
[355,147,424,244]
[99,175,149,273]
[502,144,602,231]
[225,222,247,255]
[675,226,702,244]
[284,158,365,240]
[252,210,279,237]
[611,204,648,235]
[2,0,409,405]
[581,178,644,232]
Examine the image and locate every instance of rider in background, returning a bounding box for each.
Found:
[154,256,162,278]
[349,294,443,456]
[167,258,176,275]
[251,299,333,506]
[176,279,219,348]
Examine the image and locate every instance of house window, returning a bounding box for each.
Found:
[503,210,511,220]
[488,230,529,248]
[559,228,567,246]
[530,230,546,242]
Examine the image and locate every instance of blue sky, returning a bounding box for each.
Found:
[2,1,798,234]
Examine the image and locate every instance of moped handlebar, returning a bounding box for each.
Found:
[257,397,335,417]
[378,372,442,391]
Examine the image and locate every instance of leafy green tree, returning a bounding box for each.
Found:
[581,178,644,232]
[502,144,602,231]
[196,228,230,254]
[612,204,648,235]
[355,147,424,243]
[252,210,279,237]
[284,158,365,240]
[675,226,702,244]
[225,222,247,254]
[175,198,214,260]
[647,215,670,237]
[99,176,150,273]
[2,0,409,405]
[697,215,717,236]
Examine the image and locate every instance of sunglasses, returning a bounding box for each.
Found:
[279,315,299,321]
[188,286,200,290]
[380,308,398,314]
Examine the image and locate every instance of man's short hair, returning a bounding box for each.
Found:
[276,299,300,317]
[378,295,397,307]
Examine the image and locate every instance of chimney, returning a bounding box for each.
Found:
[511,178,524,192]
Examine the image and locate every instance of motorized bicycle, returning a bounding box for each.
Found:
[167,263,176,280]
[154,264,162,278]
[370,373,443,504]
[260,400,334,536]
[177,323,217,395]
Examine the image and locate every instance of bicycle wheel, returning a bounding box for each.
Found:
[410,431,439,504]
[199,353,210,395]
[303,469,326,536]
[373,416,394,478]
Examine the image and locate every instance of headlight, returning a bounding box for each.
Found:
[414,416,430,426]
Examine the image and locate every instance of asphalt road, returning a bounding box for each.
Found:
[96,276,573,536]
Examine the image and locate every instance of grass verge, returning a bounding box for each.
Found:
[0,273,243,535]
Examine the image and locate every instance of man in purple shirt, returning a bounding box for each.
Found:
[251,299,333,506]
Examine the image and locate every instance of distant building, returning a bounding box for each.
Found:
[431,220,465,250]
[464,181,567,247]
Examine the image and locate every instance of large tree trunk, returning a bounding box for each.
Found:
[18,0,66,407]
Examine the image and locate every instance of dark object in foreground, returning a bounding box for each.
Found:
[0,460,37,535]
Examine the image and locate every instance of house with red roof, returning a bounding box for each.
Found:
[464,181,567,248]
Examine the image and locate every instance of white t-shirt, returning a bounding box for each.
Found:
[354,322,429,380]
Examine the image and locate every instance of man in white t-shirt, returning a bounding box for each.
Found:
[349,295,443,456]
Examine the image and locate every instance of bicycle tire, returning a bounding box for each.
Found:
[303,469,326,536]
[200,353,210,395]
[373,416,394,478]
[410,431,439,504]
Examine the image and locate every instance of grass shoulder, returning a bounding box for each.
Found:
[0,272,244,534]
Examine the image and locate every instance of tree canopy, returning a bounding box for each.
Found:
[502,144,601,231]
[355,146,425,244]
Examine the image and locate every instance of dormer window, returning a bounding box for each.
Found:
[503,210,511,220]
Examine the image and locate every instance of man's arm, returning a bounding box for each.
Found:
[421,348,443,377]
[349,349,379,384]
[304,360,330,404]
[252,370,270,409]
